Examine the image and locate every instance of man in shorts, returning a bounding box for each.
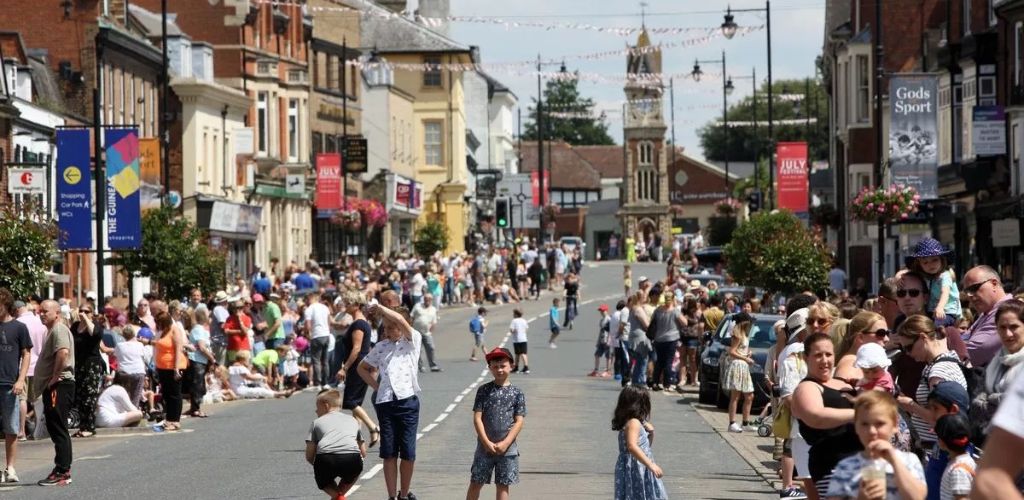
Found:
[0,288,31,483]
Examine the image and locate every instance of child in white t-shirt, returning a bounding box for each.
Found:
[935,413,975,500]
[508,309,529,374]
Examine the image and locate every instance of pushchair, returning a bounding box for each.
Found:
[751,377,776,437]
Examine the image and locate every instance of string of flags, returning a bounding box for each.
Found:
[720,118,819,127]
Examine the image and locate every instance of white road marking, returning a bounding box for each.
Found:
[422,423,438,433]
[454,394,465,403]
[416,432,424,440]
[360,464,383,480]
[444,403,457,413]
[434,412,449,423]
[77,454,113,460]
[460,388,471,396]
[347,485,360,495]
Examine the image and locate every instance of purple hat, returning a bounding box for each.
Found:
[907,238,952,260]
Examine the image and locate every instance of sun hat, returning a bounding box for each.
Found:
[638,276,649,283]
[689,279,701,289]
[484,347,514,364]
[907,237,952,260]
[854,343,891,369]
[786,308,810,337]
[214,291,230,303]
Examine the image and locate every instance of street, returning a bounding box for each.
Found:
[1,262,774,499]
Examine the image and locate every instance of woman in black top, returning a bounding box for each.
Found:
[71,306,113,437]
[335,290,380,447]
[563,273,580,329]
[791,332,861,498]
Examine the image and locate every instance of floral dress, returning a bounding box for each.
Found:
[722,338,754,393]
[615,420,668,500]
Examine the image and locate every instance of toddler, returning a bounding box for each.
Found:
[548,298,561,349]
[854,343,895,394]
[907,238,961,326]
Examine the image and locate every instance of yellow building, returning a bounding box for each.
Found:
[360,3,472,253]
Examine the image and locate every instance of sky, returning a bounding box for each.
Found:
[448,0,826,160]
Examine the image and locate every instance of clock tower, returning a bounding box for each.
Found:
[619,29,671,246]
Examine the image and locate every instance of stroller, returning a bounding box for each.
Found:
[751,377,776,437]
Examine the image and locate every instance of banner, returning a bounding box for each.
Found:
[139,138,161,211]
[889,75,939,199]
[315,153,342,211]
[104,128,142,249]
[776,142,809,213]
[530,170,550,207]
[972,105,1006,157]
[7,167,46,195]
[56,129,92,250]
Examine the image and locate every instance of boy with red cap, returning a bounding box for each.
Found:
[467,348,526,500]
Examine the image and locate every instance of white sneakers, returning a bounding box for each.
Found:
[728,422,743,433]
[2,466,19,483]
[549,343,557,349]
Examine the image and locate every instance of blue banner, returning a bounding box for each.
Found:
[104,128,142,249]
[56,129,93,250]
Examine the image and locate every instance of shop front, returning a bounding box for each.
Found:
[194,196,262,280]
[384,173,422,255]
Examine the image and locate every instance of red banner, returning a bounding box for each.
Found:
[530,170,550,207]
[315,153,342,211]
[776,142,809,213]
[395,181,422,210]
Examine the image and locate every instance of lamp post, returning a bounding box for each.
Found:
[721,1,773,208]
[730,68,759,204]
[692,52,731,193]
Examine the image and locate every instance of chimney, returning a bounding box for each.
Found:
[416,0,450,37]
[377,0,408,14]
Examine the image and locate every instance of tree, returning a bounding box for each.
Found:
[522,74,615,145]
[724,210,830,295]
[0,204,58,298]
[697,78,829,163]
[111,207,227,300]
[413,221,450,259]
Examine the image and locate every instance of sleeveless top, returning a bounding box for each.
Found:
[155,330,187,370]
[797,377,862,480]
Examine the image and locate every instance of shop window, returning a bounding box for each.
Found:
[257,91,269,155]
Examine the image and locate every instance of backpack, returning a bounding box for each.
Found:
[932,358,985,404]
[469,316,483,334]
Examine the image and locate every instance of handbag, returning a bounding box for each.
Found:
[773,402,792,439]
[645,309,660,340]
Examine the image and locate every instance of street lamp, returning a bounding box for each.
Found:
[721,1,773,208]
[694,51,730,193]
[731,68,760,208]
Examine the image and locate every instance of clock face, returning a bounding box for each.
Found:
[629,98,660,123]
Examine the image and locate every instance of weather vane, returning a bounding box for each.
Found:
[640,1,648,28]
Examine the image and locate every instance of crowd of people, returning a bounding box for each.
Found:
[0,237,588,497]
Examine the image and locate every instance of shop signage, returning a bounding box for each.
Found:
[286,174,305,195]
[972,106,1006,157]
[7,167,45,194]
[315,153,342,210]
[104,128,142,250]
[776,142,809,213]
[993,218,1021,248]
[343,136,368,173]
[394,180,422,210]
[209,201,262,235]
[56,129,92,249]
[139,137,161,211]
[889,74,939,199]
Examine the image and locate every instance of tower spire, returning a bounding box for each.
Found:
[640,1,648,29]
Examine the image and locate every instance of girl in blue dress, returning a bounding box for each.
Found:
[613,386,668,500]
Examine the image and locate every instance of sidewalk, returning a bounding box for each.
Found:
[687,393,782,492]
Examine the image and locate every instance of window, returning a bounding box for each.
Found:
[963,0,971,36]
[423,56,442,87]
[637,168,657,201]
[841,61,849,126]
[856,55,870,123]
[1014,123,1021,194]
[119,68,125,124]
[979,75,997,106]
[638,141,654,165]
[288,98,298,162]
[257,91,269,154]
[1016,22,1024,87]
[953,77,963,162]
[327,54,338,90]
[424,121,443,165]
[990,0,997,27]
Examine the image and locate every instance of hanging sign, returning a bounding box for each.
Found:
[56,129,93,250]
[343,136,368,173]
[530,170,550,207]
[972,105,1006,157]
[104,128,142,249]
[889,75,939,199]
[139,137,161,211]
[7,167,46,194]
[315,153,342,211]
[776,142,809,214]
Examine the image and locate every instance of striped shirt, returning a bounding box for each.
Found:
[913,351,967,444]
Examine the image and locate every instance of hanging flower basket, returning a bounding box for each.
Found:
[714,198,743,217]
[331,209,362,231]
[541,204,561,220]
[849,184,920,224]
[354,198,388,229]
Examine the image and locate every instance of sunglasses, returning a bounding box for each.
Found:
[896,289,922,298]
[898,334,923,354]
[963,279,992,296]
[863,328,890,338]
[809,317,832,326]
[79,309,92,314]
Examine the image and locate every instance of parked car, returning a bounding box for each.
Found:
[698,313,781,410]
[694,246,724,268]
[559,236,585,251]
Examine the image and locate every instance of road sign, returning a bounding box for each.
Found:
[7,167,46,194]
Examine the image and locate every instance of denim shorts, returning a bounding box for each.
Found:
[471,452,519,485]
[473,332,485,347]
[680,337,700,348]
[374,395,420,461]
[0,385,20,435]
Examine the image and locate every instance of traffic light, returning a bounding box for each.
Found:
[747,192,761,213]
[495,198,510,228]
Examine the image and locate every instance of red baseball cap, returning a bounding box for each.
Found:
[598,304,609,312]
[485,347,514,364]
